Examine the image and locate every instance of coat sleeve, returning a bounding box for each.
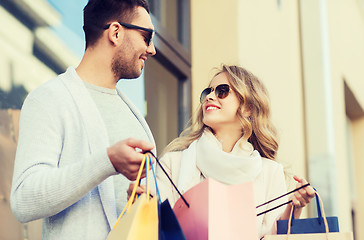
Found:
[155,152,182,206]
[258,163,288,237]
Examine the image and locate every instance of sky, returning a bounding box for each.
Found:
[47,0,87,57]
[46,0,146,116]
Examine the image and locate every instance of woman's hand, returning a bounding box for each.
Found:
[290,176,316,209]
[281,176,316,220]
[127,183,146,203]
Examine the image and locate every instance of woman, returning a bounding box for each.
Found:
[131,64,315,238]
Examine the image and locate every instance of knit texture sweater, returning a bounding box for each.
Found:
[10,67,155,240]
[84,81,150,216]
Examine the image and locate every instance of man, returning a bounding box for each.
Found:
[10,0,156,239]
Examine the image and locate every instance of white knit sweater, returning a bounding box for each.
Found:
[10,67,155,240]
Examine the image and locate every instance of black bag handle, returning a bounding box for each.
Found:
[145,151,190,208]
[256,183,310,216]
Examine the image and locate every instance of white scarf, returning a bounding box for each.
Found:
[178,130,262,190]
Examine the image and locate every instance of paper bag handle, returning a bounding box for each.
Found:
[256,183,310,216]
[147,153,162,203]
[113,154,148,228]
[285,191,329,239]
[289,191,324,223]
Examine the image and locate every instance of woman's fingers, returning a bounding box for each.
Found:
[127,183,135,200]
[291,176,316,208]
[127,183,146,202]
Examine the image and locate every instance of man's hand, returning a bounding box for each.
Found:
[107,138,154,180]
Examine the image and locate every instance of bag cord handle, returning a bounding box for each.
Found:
[256,183,310,216]
[113,154,147,228]
[145,150,190,208]
[148,153,162,203]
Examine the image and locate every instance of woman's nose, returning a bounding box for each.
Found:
[205,90,216,101]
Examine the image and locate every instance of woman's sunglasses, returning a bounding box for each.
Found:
[200,84,231,103]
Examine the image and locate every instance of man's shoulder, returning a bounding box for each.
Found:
[26,68,74,101]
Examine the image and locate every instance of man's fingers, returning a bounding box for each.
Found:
[124,138,154,151]
[108,138,155,181]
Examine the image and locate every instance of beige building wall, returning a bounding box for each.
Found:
[191,0,364,237]
[329,0,364,237]
[236,0,305,186]
[191,0,240,105]
[352,118,364,240]
[327,0,364,234]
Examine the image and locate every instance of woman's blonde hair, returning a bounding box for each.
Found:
[162,64,279,160]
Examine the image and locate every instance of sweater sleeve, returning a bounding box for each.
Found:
[10,96,117,223]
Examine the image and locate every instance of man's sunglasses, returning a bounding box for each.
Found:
[200,84,231,103]
[103,22,155,46]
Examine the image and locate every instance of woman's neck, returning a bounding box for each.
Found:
[213,129,242,153]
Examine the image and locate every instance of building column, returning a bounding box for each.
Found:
[299,0,338,215]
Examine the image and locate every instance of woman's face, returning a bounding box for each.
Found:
[201,72,242,133]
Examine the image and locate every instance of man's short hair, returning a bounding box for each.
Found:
[83,0,150,48]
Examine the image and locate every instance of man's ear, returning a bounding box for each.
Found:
[107,22,123,46]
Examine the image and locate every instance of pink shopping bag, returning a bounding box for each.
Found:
[173,178,259,240]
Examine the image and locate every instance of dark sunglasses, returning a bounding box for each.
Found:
[103,22,155,46]
[200,84,231,103]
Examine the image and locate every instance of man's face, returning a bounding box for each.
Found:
[112,6,156,80]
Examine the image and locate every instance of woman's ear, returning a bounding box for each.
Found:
[243,105,252,119]
[107,22,123,46]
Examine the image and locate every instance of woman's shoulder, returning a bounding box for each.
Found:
[161,151,183,160]
[261,157,284,172]
[159,151,184,165]
[258,158,287,191]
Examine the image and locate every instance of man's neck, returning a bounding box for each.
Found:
[76,47,117,89]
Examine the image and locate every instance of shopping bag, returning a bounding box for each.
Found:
[264,232,353,240]
[263,192,353,240]
[158,199,186,240]
[277,192,339,234]
[146,154,186,240]
[106,154,158,240]
[172,178,259,240]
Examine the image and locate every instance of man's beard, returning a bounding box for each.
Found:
[111,48,141,80]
